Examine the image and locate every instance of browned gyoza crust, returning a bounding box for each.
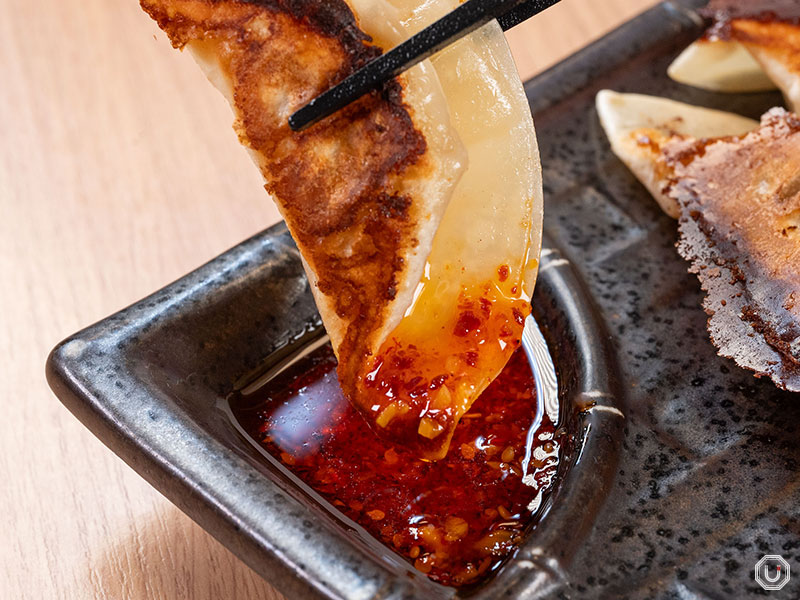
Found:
[140,0,429,383]
[701,0,800,87]
[725,19,800,87]
[664,109,800,391]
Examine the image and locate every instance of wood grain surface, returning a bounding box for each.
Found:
[1,0,657,598]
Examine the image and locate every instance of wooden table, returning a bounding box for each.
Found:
[2,0,658,597]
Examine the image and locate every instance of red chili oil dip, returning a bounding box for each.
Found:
[230,344,561,588]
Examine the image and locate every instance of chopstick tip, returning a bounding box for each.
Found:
[288,110,309,132]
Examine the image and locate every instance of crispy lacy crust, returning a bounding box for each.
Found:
[140,0,430,370]
[665,109,800,391]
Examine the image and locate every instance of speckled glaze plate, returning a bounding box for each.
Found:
[47,1,800,598]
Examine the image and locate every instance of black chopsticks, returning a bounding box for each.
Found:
[288,0,562,131]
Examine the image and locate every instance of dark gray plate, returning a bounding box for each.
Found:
[47,1,800,598]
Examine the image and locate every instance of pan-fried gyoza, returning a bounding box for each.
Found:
[668,0,800,111]
[598,91,800,391]
[140,0,543,459]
